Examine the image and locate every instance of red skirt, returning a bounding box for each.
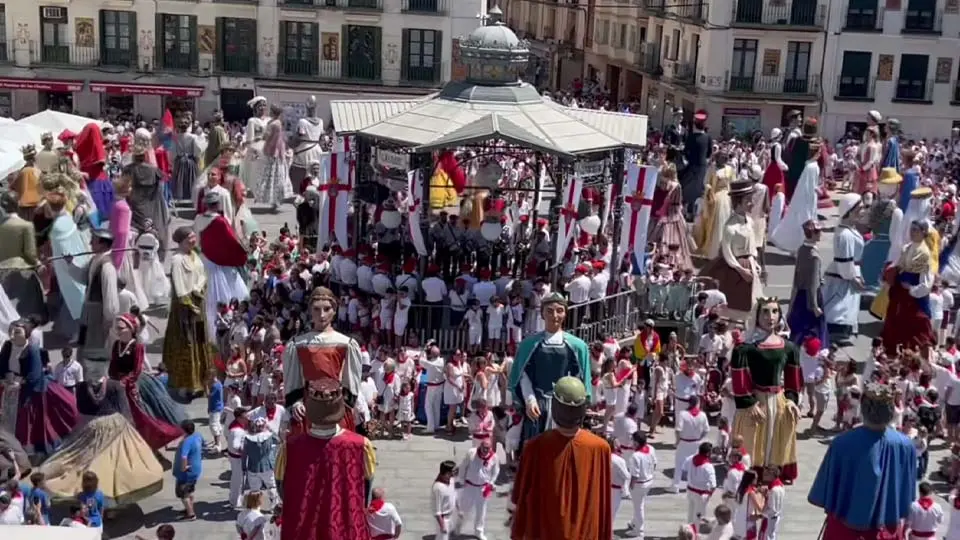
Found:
[16,383,78,453]
[125,381,183,449]
[762,162,785,203]
[880,271,935,353]
[822,514,903,540]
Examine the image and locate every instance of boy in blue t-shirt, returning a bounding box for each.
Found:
[26,471,51,525]
[207,370,225,451]
[174,420,203,521]
[77,471,105,529]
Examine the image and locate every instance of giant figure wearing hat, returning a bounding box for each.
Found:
[663,106,686,166]
[171,115,202,201]
[879,211,937,352]
[809,383,916,539]
[204,110,229,171]
[241,96,269,192]
[64,228,121,363]
[194,190,249,343]
[283,287,363,434]
[821,194,866,347]
[279,377,375,540]
[510,376,612,540]
[861,168,905,289]
[289,95,325,190]
[679,109,713,215]
[44,175,92,340]
[507,293,590,452]
[782,109,805,202]
[123,142,171,263]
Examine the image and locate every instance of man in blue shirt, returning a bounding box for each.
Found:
[207,371,225,451]
[174,420,203,521]
[77,471,105,530]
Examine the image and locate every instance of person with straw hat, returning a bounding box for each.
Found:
[861,167,903,289]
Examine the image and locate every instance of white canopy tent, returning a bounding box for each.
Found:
[19,110,103,135]
[0,139,25,178]
[0,122,51,148]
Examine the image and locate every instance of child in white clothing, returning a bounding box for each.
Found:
[464,300,483,354]
[486,297,505,350]
[393,290,411,341]
[397,381,414,440]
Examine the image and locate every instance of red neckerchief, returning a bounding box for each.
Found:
[368,499,385,513]
[770,479,783,488]
[720,426,729,433]
[739,447,749,458]
[692,454,710,467]
[510,412,523,427]
[745,485,755,495]
[228,420,244,430]
[918,496,934,510]
[384,372,396,385]
[689,407,701,417]
[479,448,494,466]
[615,367,632,384]
[638,445,650,454]
[73,517,87,525]
[592,375,600,387]
[731,462,746,471]
[266,406,277,421]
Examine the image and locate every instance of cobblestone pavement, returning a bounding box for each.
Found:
[41,201,944,539]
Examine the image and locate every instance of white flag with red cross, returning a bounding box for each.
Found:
[316,137,354,249]
[619,164,657,274]
[407,168,428,256]
[555,173,583,264]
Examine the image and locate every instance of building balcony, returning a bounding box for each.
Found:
[675,2,709,23]
[842,1,884,31]
[731,0,825,30]
[278,0,383,10]
[833,74,876,102]
[901,10,942,35]
[401,61,446,87]
[724,73,820,99]
[637,46,662,75]
[27,41,129,69]
[217,54,258,75]
[892,78,934,104]
[671,61,696,85]
[644,0,666,16]
[278,58,381,83]
[401,0,447,15]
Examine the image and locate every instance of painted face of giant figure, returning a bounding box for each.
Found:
[755,299,781,333]
[310,287,338,331]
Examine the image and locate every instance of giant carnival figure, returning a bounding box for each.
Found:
[809,383,916,539]
[781,109,804,202]
[861,167,904,290]
[241,96,269,192]
[289,95,325,192]
[730,298,802,483]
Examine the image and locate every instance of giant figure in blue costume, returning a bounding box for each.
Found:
[883,118,902,174]
[861,164,917,290]
[808,383,915,539]
[508,292,590,453]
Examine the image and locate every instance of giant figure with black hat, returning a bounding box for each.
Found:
[809,383,916,539]
[509,375,612,540]
[782,109,805,201]
[770,118,821,254]
[663,106,686,165]
[63,227,121,363]
[507,292,590,453]
[679,109,713,215]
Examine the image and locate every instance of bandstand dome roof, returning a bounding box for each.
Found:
[330,7,646,157]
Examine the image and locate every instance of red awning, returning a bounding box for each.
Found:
[0,78,83,92]
[89,82,204,98]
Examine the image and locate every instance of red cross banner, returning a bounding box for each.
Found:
[555,173,583,263]
[407,169,428,256]
[619,164,657,274]
[317,141,353,248]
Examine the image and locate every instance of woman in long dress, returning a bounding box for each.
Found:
[162,227,212,398]
[880,219,937,352]
[694,156,734,259]
[255,104,293,211]
[110,314,183,449]
[241,97,269,192]
[0,321,77,456]
[855,127,882,194]
[649,163,693,271]
[770,137,820,255]
[108,174,148,309]
[761,128,787,203]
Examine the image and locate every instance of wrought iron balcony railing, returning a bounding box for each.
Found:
[401,0,447,14]
[279,57,381,82]
[676,1,709,23]
[842,0,884,31]
[672,62,696,84]
[901,8,942,34]
[725,73,820,96]
[834,73,876,101]
[279,0,382,9]
[637,45,661,75]
[893,78,934,103]
[731,0,826,29]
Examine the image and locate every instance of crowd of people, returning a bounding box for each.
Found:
[0,80,959,540]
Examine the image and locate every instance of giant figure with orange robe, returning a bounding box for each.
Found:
[509,376,612,540]
[282,286,363,434]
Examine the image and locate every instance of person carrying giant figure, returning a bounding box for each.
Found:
[781,109,804,202]
[289,96,325,192]
[508,292,591,453]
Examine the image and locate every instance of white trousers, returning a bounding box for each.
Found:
[228,457,245,507]
[686,490,710,524]
[425,385,444,432]
[762,515,780,540]
[434,516,452,540]
[673,440,699,488]
[457,486,488,533]
[630,484,650,537]
[612,489,622,524]
[674,398,690,415]
[247,471,279,508]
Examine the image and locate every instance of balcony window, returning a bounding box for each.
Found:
[402,28,441,83]
[159,14,198,71]
[904,0,936,32]
[845,0,880,30]
[100,10,136,67]
[343,25,381,81]
[0,5,7,62]
[217,18,257,74]
[402,0,439,12]
[730,39,757,91]
[895,53,929,100]
[837,50,872,99]
[40,6,69,64]
[784,41,811,93]
[280,21,318,76]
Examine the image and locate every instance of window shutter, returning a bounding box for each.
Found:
[155,13,163,69]
[99,12,106,62]
[129,12,138,68]
[250,20,258,75]
[190,16,199,71]
[311,22,320,76]
[340,24,349,78]
[433,30,442,83]
[215,18,223,71]
[400,29,409,82]
[278,21,287,76]
[373,26,382,80]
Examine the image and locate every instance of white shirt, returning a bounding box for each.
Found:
[946,495,960,540]
[565,275,592,304]
[421,356,445,385]
[931,292,946,320]
[371,273,393,296]
[723,463,746,495]
[227,424,247,457]
[339,258,358,285]
[628,446,657,484]
[703,289,728,309]
[589,272,610,300]
[0,504,23,524]
[611,453,630,489]
[249,404,287,435]
[613,415,639,449]
[675,371,703,401]
[237,508,268,540]
[422,277,448,303]
[54,359,84,387]
[707,521,735,540]
[448,288,470,312]
[472,281,497,307]
[681,456,717,493]
[907,497,944,535]
[367,501,403,537]
[946,375,960,407]
[676,409,709,442]
[458,448,500,488]
[763,482,785,518]
[356,265,374,292]
[394,273,418,295]
[431,479,457,517]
